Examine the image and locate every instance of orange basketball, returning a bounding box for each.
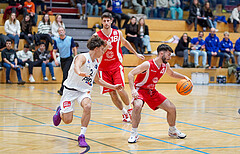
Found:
[176,79,193,95]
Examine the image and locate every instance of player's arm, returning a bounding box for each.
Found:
[119,30,145,60]
[72,47,77,56]
[128,61,150,98]
[74,55,89,77]
[166,63,191,81]
[94,73,123,91]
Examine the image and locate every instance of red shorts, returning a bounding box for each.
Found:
[98,65,125,94]
[135,88,167,110]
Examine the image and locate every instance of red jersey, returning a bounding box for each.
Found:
[97,28,123,71]
[134,59,167,90]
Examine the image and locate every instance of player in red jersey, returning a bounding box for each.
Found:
[96,12,145,122]
[128,44,192,143]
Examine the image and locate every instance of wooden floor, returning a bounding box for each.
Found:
[0,83,240,154]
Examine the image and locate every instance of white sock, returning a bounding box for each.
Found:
[131,128,138,135]
[169,126,176,131]
[126,104,132,110]
[122,108,128,114]
[80,127,87,135]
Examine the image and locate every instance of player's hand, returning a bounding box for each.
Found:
[184,76,193,85]
[114,84,123,91]
[136,53,145,60]
[78,72,90,77]
[132,89,139,99]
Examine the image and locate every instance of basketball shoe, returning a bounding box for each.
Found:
[122,113,131,122]
[128,133,139,143]
[53,106,61,126]
[168,128,186,139]
[78,134,88,147]
[127,108,133,120]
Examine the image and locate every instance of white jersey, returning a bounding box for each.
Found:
[63,53,99,92]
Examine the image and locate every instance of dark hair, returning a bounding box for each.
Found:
[42,14,51,25]
[24,44,29,48]
[237,4,240,7]
[75,42,79,48]
[157,44,173,54]
[198,31,204,36]
[87,35,105,50]
[101,12,112,20]
[39,42,45,46]
[6,39,12,44]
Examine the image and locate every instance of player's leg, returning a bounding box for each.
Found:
[77,95,92,147]
[128,99,143,143]
[158,99,186,139]
[117,89,132,118]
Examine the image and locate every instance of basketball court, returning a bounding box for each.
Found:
[0,83,240,153]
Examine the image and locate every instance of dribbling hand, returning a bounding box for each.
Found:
[132,89,139,99]
[137,53,145,60]
[184,76,193,85]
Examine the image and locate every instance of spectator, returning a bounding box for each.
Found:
[4,13,20,51]
[156,0,169,19]
[169,0,183,20]
[203,2,217,29]
[37,14,53,50]
[16,44,35,82]
[98,0,107,14]
[190,31,208,68]
[34,42,56,81]
[76,0,87,20]
[229,4,240,33]
[138,18,151,54]
[32,0,46,13]
[186,0,207,31]
[104,0,119,29]
[1,40,25,84]
[205,28,224,68]
[146,0,156,18]
[23,0,37,26]
[220,31,235,66]
[112,0,130,29]
[175,33,191,67]
[52,27,77,95]
[132,0,149,16]
[52,14,65,38]
[125,16,143,54]
[0,34,10,51]
[87,0,99,16]
[20,14,35,50]
[3,0,24,20]
[235,37,240,66]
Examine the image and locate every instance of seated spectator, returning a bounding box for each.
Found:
[34,42,56,81]
[156,0,169,19]
[52,14,65,38]
[125,16,143,54]
[229,4,240,33]
[169,0,183,20]
[3,0,24,20]
[76,0,87,20]
[190,31,208,68]
[220,31,235,66]
[17,44,35,82]
[1,40,25,84]
[0,34,10,51]
[146,0,156,18]
[202,1,217,29]
[205,28,224,68]
[21,14,35,50]
[87,0,99,16]
[186,0,207,31]
[175,33,191,67]
[37,14,53,50]
[132,0,149,16]
[112,0,130,29]
[4,13,20,51]
[98,0,107,14]
[104,1,119,29]
[234,37,240,66]
[23,0,37,26]
[138,18,151,54]
[33,0,47,13]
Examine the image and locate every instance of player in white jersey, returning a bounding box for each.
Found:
[52,35,123,147]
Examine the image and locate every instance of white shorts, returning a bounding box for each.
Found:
[60,88,91,114]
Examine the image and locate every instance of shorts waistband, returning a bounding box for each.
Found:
[64,85,78,91]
